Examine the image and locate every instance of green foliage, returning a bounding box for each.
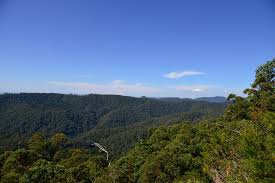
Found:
[28,133,47,155]
[100,115,274,182]
[0,133,108,183]
[225,58,275,121]
[21,160,68,183]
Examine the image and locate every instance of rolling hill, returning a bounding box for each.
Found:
[0,93,227,156]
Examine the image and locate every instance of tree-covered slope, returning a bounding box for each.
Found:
[0,93,226,151]
[0,133,109,183]
[74,110,212,158]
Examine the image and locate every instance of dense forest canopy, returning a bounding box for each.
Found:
[0,92,226,157]
[0,59,274,183]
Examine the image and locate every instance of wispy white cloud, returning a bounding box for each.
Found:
[163,71,205,79]
[174,85,212,92]
[1,80,240,98]
[48,80,161,96]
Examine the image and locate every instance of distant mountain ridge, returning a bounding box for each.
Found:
[154,96,227,103]
[194,96,227,103]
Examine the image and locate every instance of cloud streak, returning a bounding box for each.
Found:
[175,85,212,92]
[46,81,218,97]
[164,71,205,79]
[48,80,161,96]
[1,80,237,98]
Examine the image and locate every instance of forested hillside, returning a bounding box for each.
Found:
[0,59,274,183]
[0,92,226,156]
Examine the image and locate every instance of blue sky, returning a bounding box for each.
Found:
[0,0,274,98]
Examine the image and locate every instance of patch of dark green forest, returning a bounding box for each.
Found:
[0,92,226,157]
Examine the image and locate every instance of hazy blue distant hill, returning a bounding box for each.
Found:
[194,96,227,103]
[154,96,227,103]
[153,97,191,103]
